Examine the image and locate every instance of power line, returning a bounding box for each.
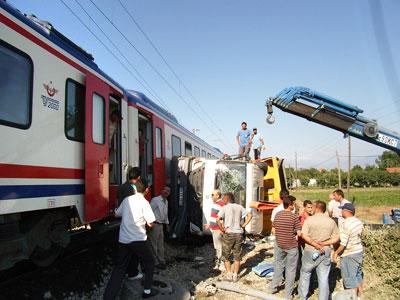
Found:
[117,0,228,143]
[310,155,337,169]
[87,0,230,150]
[71,0,171,111]
[58,0,169,110]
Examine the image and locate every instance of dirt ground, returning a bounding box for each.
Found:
[2,232,397,300]
[157,238,341,300]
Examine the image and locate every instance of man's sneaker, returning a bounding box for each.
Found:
[142,289,159,299]
[127,272,144,281]
[224,272,233,281]
[232,273,238,282]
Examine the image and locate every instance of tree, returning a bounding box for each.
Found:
[375,151,400,169]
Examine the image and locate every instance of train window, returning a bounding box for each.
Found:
[207,153,212,158]
[185,142,192,156]
[156,127,163,158]
[92,93,105,144]
[65,79,85,142]
[194,146,200,157]
[201,150,207,158]
[171,135,181,157]
[0,41,33,129]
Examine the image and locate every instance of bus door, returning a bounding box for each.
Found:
[84,73,109,222]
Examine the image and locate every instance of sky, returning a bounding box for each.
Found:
[7,0,400,169]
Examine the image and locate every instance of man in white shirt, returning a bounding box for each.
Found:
[331,189,350,228]
[250,128,265,160]
[104,180,157,300]
[149,186,171,269]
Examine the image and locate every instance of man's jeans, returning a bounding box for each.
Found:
[298,248,331,300]
[271,243,298,299]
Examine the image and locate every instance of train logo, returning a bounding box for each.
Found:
[41,81,60,111]
[43,81,58,97]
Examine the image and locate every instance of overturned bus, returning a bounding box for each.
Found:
[169,156,287,238]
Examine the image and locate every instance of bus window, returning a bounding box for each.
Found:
[185,142,192,156]
[172,135,181,157]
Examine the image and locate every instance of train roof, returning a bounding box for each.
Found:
[1,1,223,156]
[127,90,223,155]
[0,0,124,92]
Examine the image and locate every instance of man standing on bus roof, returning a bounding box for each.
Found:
[250,127,264,160]
[236,122,252,160]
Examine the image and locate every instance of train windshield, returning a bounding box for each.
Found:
[215,161,246,207]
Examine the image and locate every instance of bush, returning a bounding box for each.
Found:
[363,225,400,298]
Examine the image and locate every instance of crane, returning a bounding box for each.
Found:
[265,87,400,154]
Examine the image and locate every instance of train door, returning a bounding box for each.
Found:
[108,96,123,211]
[138,112,154,195]
[152,116,165,196]
[84,73,109,222]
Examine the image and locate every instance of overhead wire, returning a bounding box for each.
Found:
[58,0,169,110]
[87,0,231,150]
[71,0,171,111]
[117,0,228,144]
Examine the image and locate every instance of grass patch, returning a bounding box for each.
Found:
[291,187,400,207]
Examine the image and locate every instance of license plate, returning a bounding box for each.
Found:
[377,133,399,147]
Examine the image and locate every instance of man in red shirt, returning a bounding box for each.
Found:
[270,195,301,299]
[204,190,226,269]
[299,200,314,250]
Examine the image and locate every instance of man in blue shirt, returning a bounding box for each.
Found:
[236,122,251,160]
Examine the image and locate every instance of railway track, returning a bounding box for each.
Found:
[0,224,120,299]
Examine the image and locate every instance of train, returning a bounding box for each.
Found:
[0,1,222,271]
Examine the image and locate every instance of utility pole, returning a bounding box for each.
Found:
[336,150,342,189]
[295,152,298,188]
[347,136,351,198]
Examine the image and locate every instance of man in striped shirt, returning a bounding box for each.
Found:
[333,203,364,299]
[204,190,226,269]
[270,195,301,299]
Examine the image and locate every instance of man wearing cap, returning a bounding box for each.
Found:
[250,128,264,160]
[333,203,364,299]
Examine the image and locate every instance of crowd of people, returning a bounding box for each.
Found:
[103,163,364,300]
[269,189,364,300]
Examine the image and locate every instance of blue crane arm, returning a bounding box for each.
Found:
[266,86,400,154]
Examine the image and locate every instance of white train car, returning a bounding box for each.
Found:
[0,1,222,270]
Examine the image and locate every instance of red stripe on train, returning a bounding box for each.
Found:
[0,164,84,179]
